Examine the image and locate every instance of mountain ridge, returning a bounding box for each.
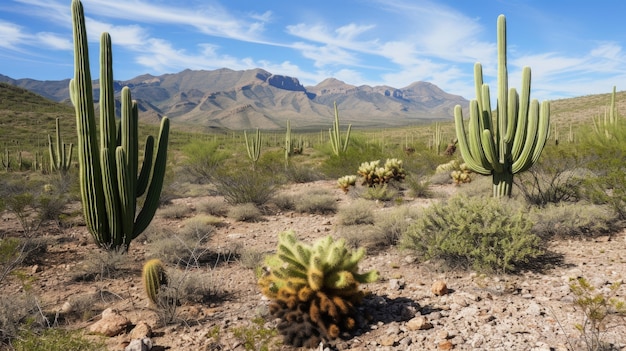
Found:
[0,68,468,130]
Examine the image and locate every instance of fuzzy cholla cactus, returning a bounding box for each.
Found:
[451,163,472,185]
[259,231,378,347]
[337,175,357,193]
[357,158,406,186]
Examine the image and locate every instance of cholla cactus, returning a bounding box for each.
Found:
[337,175,357,193]
[259,231,378,347]
[435,159,460,174]
[357,159,405,186]
[451,163,472,185]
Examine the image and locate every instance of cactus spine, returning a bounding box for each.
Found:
[142,259,167,305]
[48,118,73,173]
[454,14,550,198]
[329,102,352,156]
[70,0,170,251]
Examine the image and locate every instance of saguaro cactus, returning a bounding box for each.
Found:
[454,14,550,198]
[48,117,73,173]
[70,0,170,251]
[244,128,262,168]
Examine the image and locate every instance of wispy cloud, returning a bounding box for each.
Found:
[0,21,27,50]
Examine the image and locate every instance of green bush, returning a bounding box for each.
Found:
[359,183,398,202]
[181,140,229,183]
[213,169,278,205]
[401,195,544,273]
[317,136,386,179]
[13,328,106,351]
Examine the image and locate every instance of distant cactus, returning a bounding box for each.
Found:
[592,86,619,139]
[337,175,357,193]
[259,231,378,347]
[70,0,170,251]
[142,259,168,305]
[244,128,262,168]
[2,147,10,172]
[329,102,352,156]
[48,117,73,173]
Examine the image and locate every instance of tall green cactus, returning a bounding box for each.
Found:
[244,128,262,169]
[454,14,550,198]
[70,0,170,251]
[329,102,352,156]
[48,118,73,173]
[592,86,618,139]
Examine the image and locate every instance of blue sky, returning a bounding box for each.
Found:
[1,0,626,101]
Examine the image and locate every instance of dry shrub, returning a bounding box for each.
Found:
[531,202,620,239]
[158,203,193,219]
[293,189,337,214]
[198,197,229,217]
[228,203,263,222]
[337,199,375,226]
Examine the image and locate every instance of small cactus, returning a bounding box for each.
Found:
[337,175,357,193]
[142,259,167,305]
[357,159,405,187]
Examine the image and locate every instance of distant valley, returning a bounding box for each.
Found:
[0,68,467,130]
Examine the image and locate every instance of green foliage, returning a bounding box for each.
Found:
[13,328,106,351]
[71,0,170,251]
[318,136,386,179]
[181,139,228,183]
[454,15,550,198]
[404,174,433,198]
[231,317,280,351]
[360,183,399,202]
[401,195,544,273]
[569,277,626,351]
[258,231,378,346]
[214,168,278,205]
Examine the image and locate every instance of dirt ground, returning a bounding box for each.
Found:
[2,180,626,351]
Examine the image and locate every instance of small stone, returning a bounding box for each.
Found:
[125,338,153,351]
[388,279,405,290]
[379,335,396,346]
[431,280,448,296]
[31,265,41,274]
[129,321,152,339]
[438,340,454,350]
[406,316,432,331]
[88,308,131,337]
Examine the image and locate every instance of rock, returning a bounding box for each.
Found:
[388,279,405,290]
[125,338,153,351]
[60,301,73,314]
[438,340,454,350]
[432,280,448,296]
[88,308,131,337]
[129,321,152,339]
[406,316,432,331]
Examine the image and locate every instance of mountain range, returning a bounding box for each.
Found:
[0,68,468,130]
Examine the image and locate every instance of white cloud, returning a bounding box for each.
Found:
[0,21,27,50]
[36,32,72,50]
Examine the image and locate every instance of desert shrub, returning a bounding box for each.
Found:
[293,189,337,214]
[515,148,588,206]
[271,193,296,211]
[405,174,433,198]
[73,247,129,281]
[359,183,398,201]
[372,206,419,246]
[213,169,278,205]
[0,293,39,344]
[583,167,626,220]
[318,136,386,179]
[145,222,213,267]
[284,163,322,183]
[337,199,375,226]
[237,248,266,270]
[530,202,619,239]
[158,203,194,219]
[337,224,379,249]
[198,197,229,217]
[180,140,229,183]
[569,277,626,351]
[13,327,106,351]
[401,195,544,273]
[228,203,263,222]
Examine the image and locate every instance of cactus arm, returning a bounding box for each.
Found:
[531,101,551,164]
[511,67,531,160]
[454,105,491,175]
[133,117,169,239]
[100,33,116,154]
[511,99,540,174]
[71,0,108,243]
[136,136,154,197]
